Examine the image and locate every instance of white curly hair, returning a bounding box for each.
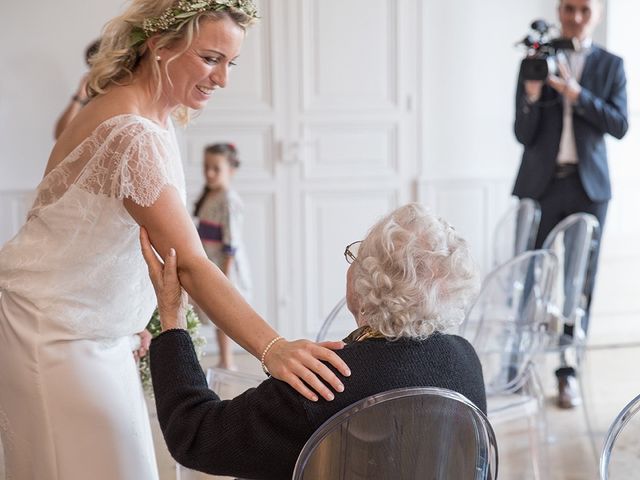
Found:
[352,203,479,340]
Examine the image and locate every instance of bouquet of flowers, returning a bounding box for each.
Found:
[138,305,207,396]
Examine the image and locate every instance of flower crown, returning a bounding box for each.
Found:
[130,0,259,48]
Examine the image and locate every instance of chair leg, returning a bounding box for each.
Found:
[532,356,558,445]
[525,413,540,480]
[176,464,202,480]
[529,370,551,480]
[575,355,600,469]
[530,367,549,443]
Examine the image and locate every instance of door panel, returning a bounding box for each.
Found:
[302,122,399,180]
[301,0,400,111]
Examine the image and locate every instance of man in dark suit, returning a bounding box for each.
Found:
[512,0,628,408]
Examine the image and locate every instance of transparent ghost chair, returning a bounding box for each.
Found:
[539,212,600,459]
[540,212,600,367]
[175,367,263,480]
[205,367,264,399]
[292,387,498,480]
[600,392,640,480]
[315,297,353,342]
[492,198,541,267]
[460,249,558,480]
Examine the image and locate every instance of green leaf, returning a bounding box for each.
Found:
[174,11,197,19]
[141,305,206,397]
[129,28,147,48]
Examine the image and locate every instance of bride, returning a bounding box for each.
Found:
[0,1,349,478]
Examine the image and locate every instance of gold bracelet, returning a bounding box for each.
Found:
[260,335,284,376]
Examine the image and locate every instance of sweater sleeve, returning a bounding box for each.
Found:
[150,329,315,480]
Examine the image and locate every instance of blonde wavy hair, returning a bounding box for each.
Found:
[353,203,479,340]
[86,0,256,123]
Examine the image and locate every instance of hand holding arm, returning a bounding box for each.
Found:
[130,189,350,401]
[140,227,187,331]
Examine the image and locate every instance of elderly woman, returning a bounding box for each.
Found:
[144,203,486,479]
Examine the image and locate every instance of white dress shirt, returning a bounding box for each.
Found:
[556,38,592,165]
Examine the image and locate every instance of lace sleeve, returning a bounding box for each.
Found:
[115,128,175,207]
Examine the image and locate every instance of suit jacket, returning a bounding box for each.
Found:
[512,45,628,202]
[150,329,486,480]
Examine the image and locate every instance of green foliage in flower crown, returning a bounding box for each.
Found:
[129,0,259,49]
[138,305,207,396]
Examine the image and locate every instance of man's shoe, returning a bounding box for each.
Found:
[557,374,582,409]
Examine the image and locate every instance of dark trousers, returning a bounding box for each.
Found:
[530,172,608,375]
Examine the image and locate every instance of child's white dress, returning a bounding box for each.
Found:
[196,189,252,300]
[0,114,185,479]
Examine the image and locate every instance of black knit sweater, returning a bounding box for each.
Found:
[150,329,486,480]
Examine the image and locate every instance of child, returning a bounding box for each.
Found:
[193,143,252,370]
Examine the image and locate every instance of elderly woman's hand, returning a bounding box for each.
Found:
[140,227,187,331]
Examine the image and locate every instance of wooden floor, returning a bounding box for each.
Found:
[494,343,640,480]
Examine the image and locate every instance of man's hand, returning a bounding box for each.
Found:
[524,80,543,103]
[547,61,581,104]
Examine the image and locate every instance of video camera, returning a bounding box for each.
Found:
[518,19,578,81]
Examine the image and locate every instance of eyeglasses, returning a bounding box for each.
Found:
[344,241,362,264]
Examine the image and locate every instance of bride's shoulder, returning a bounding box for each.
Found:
[46,110,147,174]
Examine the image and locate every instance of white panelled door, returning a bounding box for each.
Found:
[182,0,418,341]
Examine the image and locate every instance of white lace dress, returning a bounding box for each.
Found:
[0,114,185,479]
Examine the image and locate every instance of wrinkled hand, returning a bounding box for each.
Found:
[133,329,152,360]
[139,227,187,331]
[547,61,581,104]
[264,339,350,402]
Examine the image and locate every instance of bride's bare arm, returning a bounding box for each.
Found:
[125,186,350,401]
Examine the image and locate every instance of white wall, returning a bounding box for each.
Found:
[420,0,556,180]
[0,0,126,191]
[589,0,640,344]
[417,0,559,271]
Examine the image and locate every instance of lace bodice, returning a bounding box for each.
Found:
[0,114,185,340]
